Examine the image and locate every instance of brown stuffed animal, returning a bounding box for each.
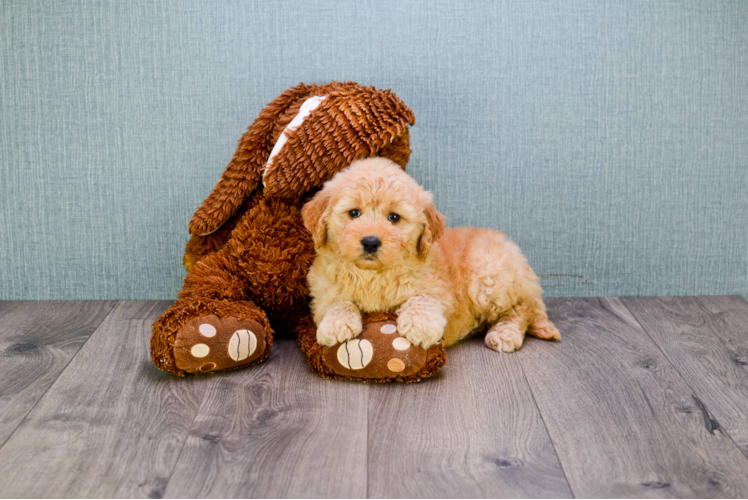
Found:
[151,81,446,381]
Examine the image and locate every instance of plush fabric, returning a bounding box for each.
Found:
[150,81,446,381]
[297,312,446,383]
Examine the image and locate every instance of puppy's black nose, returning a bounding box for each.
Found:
[361,236,381,254]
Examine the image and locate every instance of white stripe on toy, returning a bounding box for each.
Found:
[262,95,327,187]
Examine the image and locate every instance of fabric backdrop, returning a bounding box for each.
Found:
[1,0,746,300]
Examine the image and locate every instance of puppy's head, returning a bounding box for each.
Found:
[302,157,445,270]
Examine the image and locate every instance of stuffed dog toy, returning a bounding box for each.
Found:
[151,81,446,382]
[302,158,561,352]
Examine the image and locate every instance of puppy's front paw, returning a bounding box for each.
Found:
[396,308,446,349]
[317,309,363,346]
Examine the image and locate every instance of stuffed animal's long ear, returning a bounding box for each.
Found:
[301,189,333,249]
[262,84,416,198]
[417,192,446,258]
[188,84,316,236]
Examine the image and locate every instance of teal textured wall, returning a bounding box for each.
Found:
[1,0,746,300]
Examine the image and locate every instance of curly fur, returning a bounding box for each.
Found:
[303,158,561,352]
[150,82,422,378]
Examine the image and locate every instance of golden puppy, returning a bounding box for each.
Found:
[301,157,560,352]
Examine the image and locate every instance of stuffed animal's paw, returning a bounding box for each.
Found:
[313,315,447,381]
[172,315,269,373]
[317,308,362,346]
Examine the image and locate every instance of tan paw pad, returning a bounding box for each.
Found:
[380,324,397,334]
[387,358,406,372]
[228,329,257,361]
[392,337,411,350]
[199,323,217,337]
[336,339,373,370]
[190,344,210,358]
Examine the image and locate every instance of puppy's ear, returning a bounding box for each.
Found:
[301,189,333,249]
[417,192,446,258]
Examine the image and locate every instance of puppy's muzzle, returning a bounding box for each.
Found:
[361,236,381,254]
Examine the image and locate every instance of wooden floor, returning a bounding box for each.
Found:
[1,297,748,498]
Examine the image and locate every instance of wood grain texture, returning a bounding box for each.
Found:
[0,301,211,499]
[164,338,368,499]
[3,298,748,498]
[622,296,748,458]
[521,297,748,498]
[694,296,748,357]
[0,300,117,447]
[367,337,572,499]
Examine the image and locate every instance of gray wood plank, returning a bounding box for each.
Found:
[0,301,212,499]
[0,300,117,447]
[622,296,748,458]
[694,296,748,360]
[367,337,573,499]
[163,338,368,499]
[520,297,748,498]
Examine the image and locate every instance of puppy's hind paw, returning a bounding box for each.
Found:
[485,322,525,353]
[317,309,363,346]
[528,319,561,341]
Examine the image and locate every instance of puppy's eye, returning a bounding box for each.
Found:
[348,209,361,219]
[388,213,401,223]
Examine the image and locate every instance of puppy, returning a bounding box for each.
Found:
[301,157,560,352]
